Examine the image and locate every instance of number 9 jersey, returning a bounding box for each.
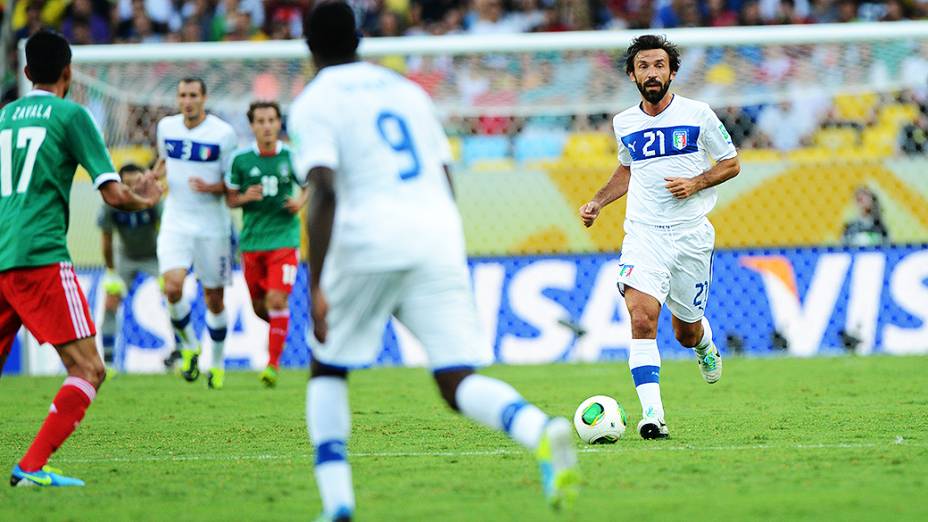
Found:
[287,62,462,277]
[613,94,736,226]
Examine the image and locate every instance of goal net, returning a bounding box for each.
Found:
[12,22,928,374]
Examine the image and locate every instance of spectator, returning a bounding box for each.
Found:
[705,0,739,26]
[467,0,521,33]
[223,10,268,40]
[739,0,765,25]
[881,0,909,21]
[14,1,47,43]
[61,0,112,44]
[835,0,858,22]
[842,186,889,247]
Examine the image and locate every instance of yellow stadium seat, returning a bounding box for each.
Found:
[833,92,878,124]
[563,132,614,159]
[878,103,919,127]
[738,149,782,162]
[111,146,156,170]
[862,125,898,157]
[813,127,860,150]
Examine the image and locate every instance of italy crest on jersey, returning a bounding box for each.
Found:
[199,146,212,161]
[672,129,688,150]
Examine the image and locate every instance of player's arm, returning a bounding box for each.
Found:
[97,208,116,270]
[100,179,162,210]
[665,156,740,200]
[306,167,335,343]
[227,186,264,207]
[579,164,631,228]
[666,106,741,200]
[284,186,310,214]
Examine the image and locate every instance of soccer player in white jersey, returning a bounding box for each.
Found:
[155,78,238,390]
[289,3,578,520]
[580,35,741,440]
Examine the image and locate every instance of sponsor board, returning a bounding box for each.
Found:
[5,245,926,375]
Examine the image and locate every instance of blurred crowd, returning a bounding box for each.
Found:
[5,0,927,46]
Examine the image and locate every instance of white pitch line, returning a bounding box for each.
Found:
[57,440,924,465]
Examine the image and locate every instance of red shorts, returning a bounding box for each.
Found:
[241,248,299,301]
[0,262,96,362]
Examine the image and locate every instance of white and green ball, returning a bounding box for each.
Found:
[573,395,627,444]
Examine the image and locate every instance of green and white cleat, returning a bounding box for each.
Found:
[535,417,580,511]
[259,366,279,388]
[696,342,723,384]
[180,348,201,382]
[207,368,225,390]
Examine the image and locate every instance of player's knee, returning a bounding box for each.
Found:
[163,280,183,303]
[104,295,122,312]
[266,292,287,311]
[433,369,474,411]
[629,310,658,338]
[72,357,105,388]
[252,302,269,321]
[310,358,348,379]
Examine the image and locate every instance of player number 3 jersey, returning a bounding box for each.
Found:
[614,95,737,226]
[0,90,119,271]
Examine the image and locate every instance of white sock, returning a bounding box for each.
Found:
[629,339,664,420]
[205,310,227,369]
[455,374,548,450]
[694,317,713,355]
[307,377,354,516]
[168,297,196,349]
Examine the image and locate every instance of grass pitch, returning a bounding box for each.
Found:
[1,356,927,521]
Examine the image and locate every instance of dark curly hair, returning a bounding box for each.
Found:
[624,34,681,75]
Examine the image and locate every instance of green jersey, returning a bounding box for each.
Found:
[0,90,118,271]
[226,142,302,252]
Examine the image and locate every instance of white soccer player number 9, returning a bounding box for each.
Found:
[642,130,665,158]
[375,111,421,181]
[0,127,47,197]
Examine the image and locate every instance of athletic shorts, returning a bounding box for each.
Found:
[617,218,715,323]
[0,262,95,363]
[115,254,160,290]
[312,261,491,370]
[157,230,232,289]
[242,248,299,300]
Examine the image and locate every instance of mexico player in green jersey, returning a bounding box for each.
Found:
[1,31,161,487]
[226,101,307,387]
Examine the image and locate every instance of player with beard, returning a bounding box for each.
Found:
[579,35,741,439]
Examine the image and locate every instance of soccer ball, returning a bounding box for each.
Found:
[573,395,627,444]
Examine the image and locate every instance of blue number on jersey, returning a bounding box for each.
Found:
[164,139,221,162]
[621,125,700,162]
[376,111,421,181]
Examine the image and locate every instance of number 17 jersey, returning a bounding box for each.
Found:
[288,62,462,275]
[0,90,119,271]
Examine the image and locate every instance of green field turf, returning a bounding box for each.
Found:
[1,356,927,521]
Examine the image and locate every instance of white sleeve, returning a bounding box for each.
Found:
[220,128,238,175]
[288,91,340,179]
[700,106,737,161]
[614,119,631,166]
[156,120,166,158]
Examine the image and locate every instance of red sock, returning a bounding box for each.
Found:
[19,377,96,472]
[268,309,289,370]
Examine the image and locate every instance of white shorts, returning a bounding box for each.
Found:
[157,230,232,289]
[617,218,715,323]
[313,261,490,370]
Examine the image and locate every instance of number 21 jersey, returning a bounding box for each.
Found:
[614,94,737,226]
[288,62,461,275]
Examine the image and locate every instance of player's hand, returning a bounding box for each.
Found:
[244,184,264,202]
[151,158,166,179]
[135,171,163,206]
[189,177,212,193]
[310,286,329,343]
[579,201,601,227]
[283,197,303,214]
[102,269,127,297]
[665,177,701,199]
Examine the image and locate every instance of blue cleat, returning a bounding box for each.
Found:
[313,507,352,522]
[10,465,85,487]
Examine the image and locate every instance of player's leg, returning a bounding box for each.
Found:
[158,230,199,377]
[100,258,130,371]
[666,220,721,384]
[396,263,579,510]
[241,251,269,322]
[8,263,102,486]
[305,270,402,521]
[194,236,232,390]
[617,222,672,439]
[261,248,298,387]
[0,279,23,379]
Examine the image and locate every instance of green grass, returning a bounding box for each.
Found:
[1,356,927,521]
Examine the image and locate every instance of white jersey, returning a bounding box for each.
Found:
[288,62,462,274]
[614,94,737,226]
[157,113,238,237]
